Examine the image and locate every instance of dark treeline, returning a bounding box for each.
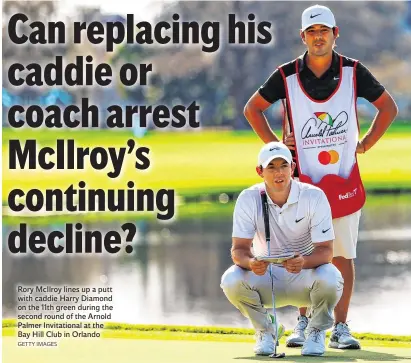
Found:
[114,1,411,129]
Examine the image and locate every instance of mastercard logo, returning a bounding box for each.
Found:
[318,150,339,165]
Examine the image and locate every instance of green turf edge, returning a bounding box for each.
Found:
[3,125,411,203]
[1,201,235,226]
[3,327,410,349]
[100,330,411,348]
[3,193,411,226]
[3,319,410,343]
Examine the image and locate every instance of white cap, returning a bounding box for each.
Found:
[258,142,292,168]
[301,5,336,31]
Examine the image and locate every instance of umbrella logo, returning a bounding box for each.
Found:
[314,112,334,126]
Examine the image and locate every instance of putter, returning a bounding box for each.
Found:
[268,264,286,359]
[261,189,285,358]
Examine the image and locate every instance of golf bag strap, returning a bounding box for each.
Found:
[260,189,270,244]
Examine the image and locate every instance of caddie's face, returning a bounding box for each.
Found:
[301,24,337,56]
[260,158,295,192]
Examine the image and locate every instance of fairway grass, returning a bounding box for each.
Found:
[3,192,411,226]
[3,328,411,363]
[3,127,411,203]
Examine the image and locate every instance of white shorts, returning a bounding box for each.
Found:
[293,178,361,259]
[332,210,361,259]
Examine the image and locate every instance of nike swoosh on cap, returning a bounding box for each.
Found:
[310,13,322,18]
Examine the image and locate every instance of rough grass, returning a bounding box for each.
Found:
[3,125,411,204]
[3,319,411,343]
[3,193,410,226]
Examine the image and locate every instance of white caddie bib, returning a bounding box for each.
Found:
[280,56,366,218]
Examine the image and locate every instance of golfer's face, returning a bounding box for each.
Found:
[263,158,292,192]
[303,25,334,56]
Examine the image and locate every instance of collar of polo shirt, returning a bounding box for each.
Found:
[264,179,300,206]
[298,50,339,73]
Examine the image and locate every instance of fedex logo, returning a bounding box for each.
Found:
[339,188,358,200]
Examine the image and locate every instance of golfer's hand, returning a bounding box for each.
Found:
[249,258,269,276]
[356,140,366,154]
[284,132,296,151]
[282,254,304,274]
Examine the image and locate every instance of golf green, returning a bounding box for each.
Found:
[3,336,411,363]
[3,322,411,363]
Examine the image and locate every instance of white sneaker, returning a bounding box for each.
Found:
[254,331,275,356]
[253,322,285,356]
[301,327,326,356]
[286,315,308,347]
[329,322,361,349]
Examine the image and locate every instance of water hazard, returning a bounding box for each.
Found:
[3,195,411,335]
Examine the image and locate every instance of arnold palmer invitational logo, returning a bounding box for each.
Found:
[301,111,349,147]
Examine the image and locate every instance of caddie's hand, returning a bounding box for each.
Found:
[282,254,304,274]
[249,258,269,276]
[356,140,366,154]
[284,132,296,151]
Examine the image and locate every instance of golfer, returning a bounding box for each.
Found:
[243,4,398,349]
[220,142,343,356]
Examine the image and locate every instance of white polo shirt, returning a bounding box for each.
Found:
[232,180,335,257]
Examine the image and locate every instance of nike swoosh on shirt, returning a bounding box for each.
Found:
[295,218,305,223]
[322,228,331,233]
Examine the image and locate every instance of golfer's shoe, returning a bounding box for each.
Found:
[301,327,326,356]
[286,315,308,347]
[253,323,286,356]
[329,322,361,349]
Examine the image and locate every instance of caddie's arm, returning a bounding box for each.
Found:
[244,91,281,143]
[357,91,398,153]
[244,68,288,143]
[231,238,269,276]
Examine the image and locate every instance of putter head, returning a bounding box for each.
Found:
[269,352,286,359]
